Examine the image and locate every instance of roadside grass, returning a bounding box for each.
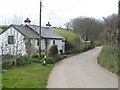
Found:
[2,63,54,88]
[0,72,2,89]
[98,44,119,75]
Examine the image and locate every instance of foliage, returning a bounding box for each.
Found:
[71,17,105,42]
[57,54,66,60]
[98,44,119,75]
[16,55,29,66]
[2,63,54,88]
[2,60,12,69]
[32,53,39,58]
[104,14,118,44]
[70,42,94,54]
[2,55,30,69]
[65,40,73,51]
[46,57,56,64]
[53,28,80,52]
[49,44,58,57]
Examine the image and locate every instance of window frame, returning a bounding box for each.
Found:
[8,36,14,44]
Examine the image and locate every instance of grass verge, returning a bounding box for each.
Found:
[2,63,54,88]
[98,44,119,75]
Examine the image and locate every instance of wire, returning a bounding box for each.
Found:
[42,6,67,23]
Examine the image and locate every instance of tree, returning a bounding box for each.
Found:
[103,14,118,44]
[64,22,72,30]
[71,17,104,42]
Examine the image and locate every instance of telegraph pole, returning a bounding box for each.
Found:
[39,0,42,58]
[118,1,120,90]
[118,0,120,43]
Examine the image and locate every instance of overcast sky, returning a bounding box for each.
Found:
[0,0,118,27]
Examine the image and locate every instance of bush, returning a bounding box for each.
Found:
[57,55,66,60]
[32,53,39,58]
[32,58,42,63]
[65,41,73,51]
[46,57,56,64]
[2,61,12,69]
[71,47,81,54]
[49,45,58,57]
[16,55,29,66]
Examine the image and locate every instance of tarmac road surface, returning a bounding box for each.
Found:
[47,47,118,88]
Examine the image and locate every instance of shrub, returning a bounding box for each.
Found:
[65,41,73,51]
[16,55,29,66]
[2,61,12,69]
[46,57,55,64]
[32,58,41,63]
[58,55,66,60]
[71,47,81,54]
[49,45,58,57]
[32,53,39,58]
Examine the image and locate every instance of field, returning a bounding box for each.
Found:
[0,25,8,32]
[53,28,79,41]
[98,44,119,75]
[2,63,54,88]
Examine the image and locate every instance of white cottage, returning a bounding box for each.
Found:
[0,18,65,55]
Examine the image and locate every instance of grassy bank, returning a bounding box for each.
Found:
[98,44,119,75]
[0,72,2,89]
[2,63,54,88]
[53,28,78,41]
[53,28,94,54]
[0,25,8,32]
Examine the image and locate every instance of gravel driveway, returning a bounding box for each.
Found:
[47,47,118,88]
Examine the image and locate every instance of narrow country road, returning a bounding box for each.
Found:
[47,47,118,88]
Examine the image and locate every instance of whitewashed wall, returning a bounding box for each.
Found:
[0,26,26,55]
[43,39,65,53]
[0,26,65,55]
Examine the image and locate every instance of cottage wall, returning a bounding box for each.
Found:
[42,39,65,53]
[0,27,26,55]
[0,25,65,56]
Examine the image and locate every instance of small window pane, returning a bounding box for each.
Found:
[8,36,14,44]
[53,40,55,44]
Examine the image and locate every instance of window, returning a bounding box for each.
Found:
[29,39,31,46]
[37,39,39,46]
[8,36,14,44]
[53,40,55,44]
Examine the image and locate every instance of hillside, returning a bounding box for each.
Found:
[0,25,8,32]
[52,28,79,41]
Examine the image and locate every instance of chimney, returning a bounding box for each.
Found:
[24,18,31,25]
[46,22,51,27]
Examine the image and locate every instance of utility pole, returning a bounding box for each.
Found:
[118,2,120,88]
[118,0,120,44]
[39,0,42,58]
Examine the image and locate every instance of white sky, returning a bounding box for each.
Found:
[0,0,118,27]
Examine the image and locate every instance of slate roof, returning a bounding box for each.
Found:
[0,24,64,40]
[12,25,39,38]
[29,25,64,39]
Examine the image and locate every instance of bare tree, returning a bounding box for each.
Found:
[71,17,104,42]
[64,22,72,30]
[103,14,118,44]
